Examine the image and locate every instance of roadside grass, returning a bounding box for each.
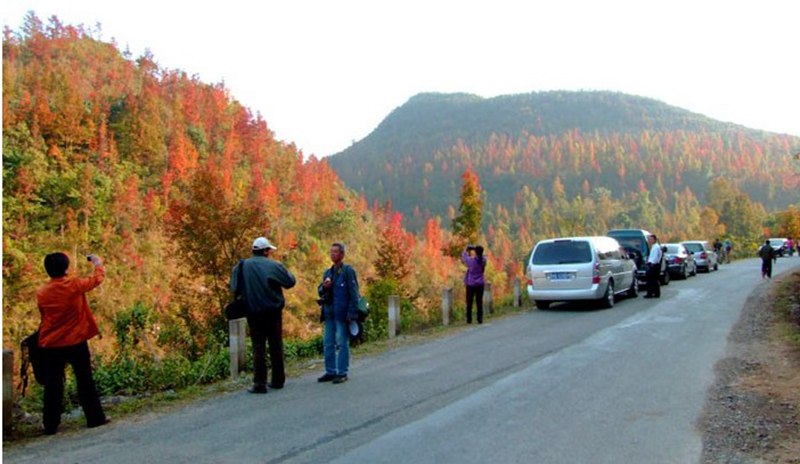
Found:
[5,299,533,444]
[773,271,800,347]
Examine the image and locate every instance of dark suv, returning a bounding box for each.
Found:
[607,229,669,286]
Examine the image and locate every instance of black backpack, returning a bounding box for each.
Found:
[19,330,46,396]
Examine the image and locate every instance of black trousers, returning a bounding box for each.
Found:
[761,259,773,278]
[466,285,485,323]
[41,341,106,432]
[247,311,285,388]
[646,265,661,297]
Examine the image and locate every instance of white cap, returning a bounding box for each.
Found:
[253,237,277,251]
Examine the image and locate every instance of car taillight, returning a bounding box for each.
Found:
[527,277,533,286]
[592,262,600,284]
[700,252,707,259]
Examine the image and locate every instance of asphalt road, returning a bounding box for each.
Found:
[6,257,800,464]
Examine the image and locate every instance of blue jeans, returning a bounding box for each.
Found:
[324,318,349,376]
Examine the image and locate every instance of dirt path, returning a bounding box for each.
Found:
[700,269,800,463]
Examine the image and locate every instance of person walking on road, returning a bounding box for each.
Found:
[36,252,109,435]
[643,235,663,299]
[230,237,296,394]
[461,245,487,324]
[758,239,775,279]
[317,243,360,384]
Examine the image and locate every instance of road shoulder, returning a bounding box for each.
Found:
[700,269,800,463]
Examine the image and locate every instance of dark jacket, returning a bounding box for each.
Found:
[758,245,774,262]
[230,256,296,314]
[318,264,359,322]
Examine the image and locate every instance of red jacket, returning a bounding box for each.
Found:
[37,265,104,348]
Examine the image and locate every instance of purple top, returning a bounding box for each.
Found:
[461,251,487,286]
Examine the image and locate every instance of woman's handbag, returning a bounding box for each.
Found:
[225,260,249,320]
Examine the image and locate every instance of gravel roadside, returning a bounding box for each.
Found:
[700,269,800,464]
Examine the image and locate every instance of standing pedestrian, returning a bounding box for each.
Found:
[461,245,487,324]
[317,243,360,384]
[643,235,663,299]
[787,237,795,257]
[713,238,723,263]
[724,239,733,263]
[758,239,775,279]
[230,237,296,394]
[36,252,109,435]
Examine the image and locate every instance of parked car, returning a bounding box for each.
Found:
[607,229,670,286]
[768,238,788,257]
[664,243,697,280]
[680,240,718,272]
[526,236,638,310]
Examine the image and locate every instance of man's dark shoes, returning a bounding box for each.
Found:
[87,417,111,429]
[317,373,337,383]
[332,375,348,384]
[267,382,284,390]
[643,295,654,299]
[248,385,268,394]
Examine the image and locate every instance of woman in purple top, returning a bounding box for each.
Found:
[461,245,487,324]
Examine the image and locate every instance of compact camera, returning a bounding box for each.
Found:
[317,290,333,306]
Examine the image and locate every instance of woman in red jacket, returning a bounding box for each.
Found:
[37,252,109,435]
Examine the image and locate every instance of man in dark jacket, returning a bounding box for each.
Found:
[230,237,296,393]
[758,239,775,279]
[317,242,360,384]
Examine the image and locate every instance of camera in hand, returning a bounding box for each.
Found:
[317,289,333,306]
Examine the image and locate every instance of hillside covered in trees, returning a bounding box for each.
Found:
[328,91,800,233]
[2,15,467,394]
[329,92,800,239]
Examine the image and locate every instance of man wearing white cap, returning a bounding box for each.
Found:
[230,237,296,393]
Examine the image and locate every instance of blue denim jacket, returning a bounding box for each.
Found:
[318,264,359,322]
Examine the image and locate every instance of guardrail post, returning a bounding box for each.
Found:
[229,318,247,378]
[388,296,400,338]
[3,350,13,434]
[483,283,492,315]
[513,278,521,308]
[442,288,452,326]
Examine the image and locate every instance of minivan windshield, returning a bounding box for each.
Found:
[532,241,592,265]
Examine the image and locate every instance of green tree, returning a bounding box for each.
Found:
[449,167,483,255]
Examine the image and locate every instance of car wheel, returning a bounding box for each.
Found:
[660,270,670,286]
[599,280,615,309]
[627,277,638,298]
[714,262,718,271]
[682,264,689,280]
[691,266,697,276]
[535,300,550,310]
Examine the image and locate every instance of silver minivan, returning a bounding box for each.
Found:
[527,236,638,310]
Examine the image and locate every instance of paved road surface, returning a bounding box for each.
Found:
[6,257,800,463]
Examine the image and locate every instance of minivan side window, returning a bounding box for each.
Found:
[596,238,620,260]
[532,241,593,265]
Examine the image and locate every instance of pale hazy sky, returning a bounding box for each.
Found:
[4,1,799,158]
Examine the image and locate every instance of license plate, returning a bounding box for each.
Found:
[548,272,572,281]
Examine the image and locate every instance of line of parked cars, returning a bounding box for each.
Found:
[526,229,721,310]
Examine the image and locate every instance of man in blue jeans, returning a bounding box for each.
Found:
[317,242,360,384]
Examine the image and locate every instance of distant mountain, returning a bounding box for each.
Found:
[328,91,800,233]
